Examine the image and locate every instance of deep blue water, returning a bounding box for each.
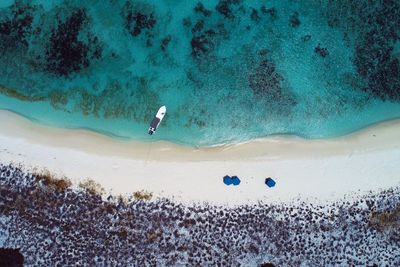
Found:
[0,0,399,146]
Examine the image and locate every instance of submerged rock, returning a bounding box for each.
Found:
[289,11,300,27]
[215,0,241,20]
[315,43,329,57]
[126,12,156,37]
[302,34,311,42]
[160,35,172,51]
[194,2,212,17]
[190,23,216,58]
[250,8,261,22]
[260,6,277,19]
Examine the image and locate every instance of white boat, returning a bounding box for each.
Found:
[148,106,166,135]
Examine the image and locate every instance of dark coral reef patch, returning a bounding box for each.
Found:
[0,1,35,49]
[289,11,300,27]
[327,0,400,101]
[249,59,284,98]
[260,6,277,20]
[314,43,329,58]
[353,1,400,101]
[123,1,156,37]
[190,28,216,58]
[248,59,296,109]
[215,0,241,20]
[45,8,102,76]
[0,1,102,77]
[194,2,212,17]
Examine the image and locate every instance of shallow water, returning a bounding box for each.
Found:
[0,0,399,146]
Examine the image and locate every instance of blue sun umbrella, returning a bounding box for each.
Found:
[223,175,232,185]
[223,175,241,186]
[231,176,241,185]
[265,177,276,188]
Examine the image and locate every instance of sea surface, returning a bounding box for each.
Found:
[0,0,399,146]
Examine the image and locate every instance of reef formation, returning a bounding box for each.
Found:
[0,164,399,266]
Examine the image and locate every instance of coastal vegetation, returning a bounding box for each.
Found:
[133,190,153,201]
[1,164,399,266]
[78,178,104,196]
[34,169,71,192]
[369,206,400,231]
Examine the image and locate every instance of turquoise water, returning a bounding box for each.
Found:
[0,0,399,146]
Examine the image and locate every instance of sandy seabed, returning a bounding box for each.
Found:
[0,109,399,205]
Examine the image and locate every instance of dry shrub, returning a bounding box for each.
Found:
[79,179,105,196]
[34,169,71,192]
[117,194,129,205]
[369,206,400,230]
[147,231,161,243]
[133,190,153,201]
[104,202,116,214]
[119,228,128,239]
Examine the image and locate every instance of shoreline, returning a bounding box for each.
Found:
[0,109,399,205]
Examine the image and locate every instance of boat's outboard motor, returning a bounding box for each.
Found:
[148,127,155,135]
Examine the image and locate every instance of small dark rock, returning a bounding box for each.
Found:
[302,35,311,42]
[191,35,210,58]
[216,0,234,19]
[160,35,172,51]
[126,12,156,37]
[191,20,204,34]
[315,43,329,57]
[259,48,269,56]
[194,2,212,17]
[260,6,277,19]
[45,8,102,76]
[289,11,300,27]
[250,8,260,22]
[182,17,192,27]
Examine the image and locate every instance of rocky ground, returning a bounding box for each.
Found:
[0,163,399,266]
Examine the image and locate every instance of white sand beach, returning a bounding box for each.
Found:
[0,109,399,205]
